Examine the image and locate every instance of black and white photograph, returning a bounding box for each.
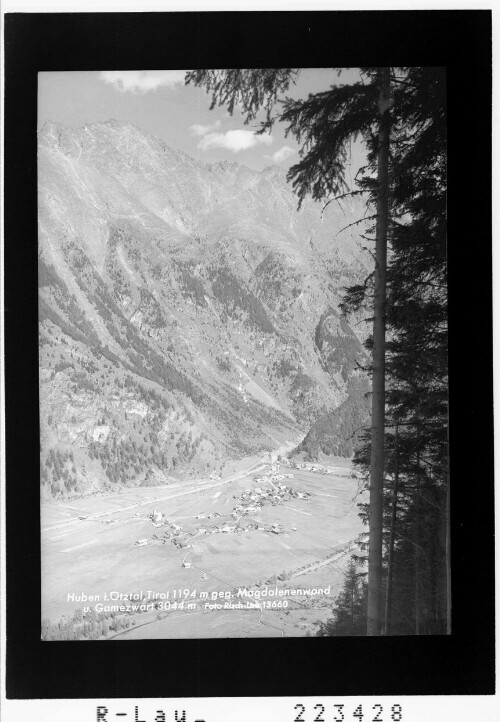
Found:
[38,66,449,640]
[3,7,495,709]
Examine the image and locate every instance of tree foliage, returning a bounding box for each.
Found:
[317,557,367,636]
[342,67,447,634]
[186,66,448,635]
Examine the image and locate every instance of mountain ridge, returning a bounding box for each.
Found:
[39,119,371,498]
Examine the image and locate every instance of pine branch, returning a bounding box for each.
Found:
[321,190,368,218]
[337,214,377,236]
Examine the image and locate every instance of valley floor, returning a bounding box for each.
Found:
[41,447,365,639]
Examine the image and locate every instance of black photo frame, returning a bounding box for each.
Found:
[4,9,494,700]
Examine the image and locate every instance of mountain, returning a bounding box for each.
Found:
[38,119,372,498]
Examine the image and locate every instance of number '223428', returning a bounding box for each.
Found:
[294,703,403,722]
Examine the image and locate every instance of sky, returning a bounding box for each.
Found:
[38,68,366,180]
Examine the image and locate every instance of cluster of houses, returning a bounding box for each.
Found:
[177,474,311,538]
[137,518,294,545]
[195,512,221,520]
[291,462,330,473]
[289,460,351,476]
[158,528,193,548]
[133,464,314,550]
[232,478,312,514]
[253,471,295,483]
[134,511,191,548]
[147,509,168,527]
[194,521,294,536]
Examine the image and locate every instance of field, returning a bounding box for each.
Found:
[41,454,366,638]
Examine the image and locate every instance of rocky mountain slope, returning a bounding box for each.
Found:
[38,120,371,498]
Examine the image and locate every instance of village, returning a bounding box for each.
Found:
[132,464,315,556]
[41,452,367,638]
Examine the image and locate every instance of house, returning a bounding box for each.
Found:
[135,539,148,546]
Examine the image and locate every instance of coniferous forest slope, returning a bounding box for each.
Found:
[39,120,372,498]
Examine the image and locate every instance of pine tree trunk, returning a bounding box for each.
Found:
[384,425,399,635]
[414,467,421,635]
[351,586,354,630]
[428,484,439,632]
[446,477,451,633]
[367,67,391,636]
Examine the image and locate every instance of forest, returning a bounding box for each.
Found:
[187,67,448,635]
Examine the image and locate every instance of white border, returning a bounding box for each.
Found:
[1,3,497,721]
[1,1,496,12]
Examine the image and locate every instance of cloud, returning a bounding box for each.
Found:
[197,129,273,153]
[265,145,296,164]
[99,70,186,94]
[189,120,221,137]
